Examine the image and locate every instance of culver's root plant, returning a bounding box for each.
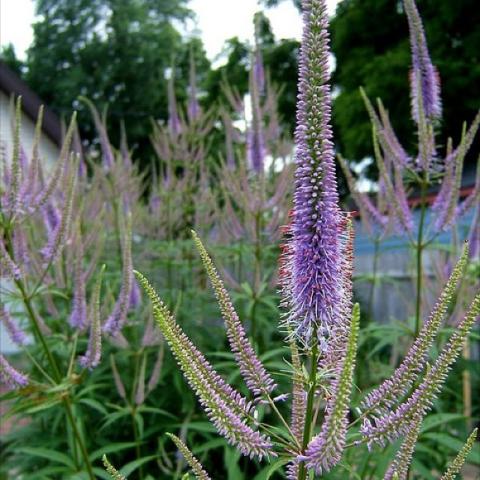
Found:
[128,1,479,478]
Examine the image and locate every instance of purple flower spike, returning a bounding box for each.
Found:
[247,52,266,173]
[103,216,133,336]
[129,275,142,309]
[79,268,104,370]
[0,303,27,346]
[167,72,182,136]
[282,0,342,344]
[404,0,442,123]
[69,235,88,330]
[0,354,28,391]
[188,52,201,122]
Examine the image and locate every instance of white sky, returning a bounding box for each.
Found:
[1,0,341,63]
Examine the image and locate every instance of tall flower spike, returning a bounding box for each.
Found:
[40,155,77,266]
[168,69,181,136]
[103,215,133,335]
[192,231,276,398]
[33,112,76,211]
[136,271,274,459]
[302,303,360,474]
[188,50,201,122]
[384,414,423,480]
[69,228,88,330]
[440,428,478,480]
[80,97,115,171]
[79,266,104,370]
[284,0,342,344]
[247,56,266,173]
[20,105,43,210]
[0,303,27,346]
[361,294,480,449]
[0,354,28,390]
[7,96,22,215]
[361,245,469,416]
[166,433,211,480]
[404,0,442,123]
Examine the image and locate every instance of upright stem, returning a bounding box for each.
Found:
[298,335,319,480]
[130,407,144,480]
[251,210,262,342]
[367,236,381,320]
[414,180,428,337]
[5,227,95,479]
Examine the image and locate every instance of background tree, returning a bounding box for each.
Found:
[263,0,480,177]
[19,0,210,169]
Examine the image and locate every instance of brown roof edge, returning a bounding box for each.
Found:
[0,60,62,147]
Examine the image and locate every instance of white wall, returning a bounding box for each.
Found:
[0,90,60,168]
[1,91,60,354]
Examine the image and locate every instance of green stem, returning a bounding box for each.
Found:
[367,237,381,319]
[414,180,428,337]
[298,335,319,480]
[130,407,144,480]
[5,229,95,479]
[251,211,262,342]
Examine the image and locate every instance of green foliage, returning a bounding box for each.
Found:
[24,0,209,168]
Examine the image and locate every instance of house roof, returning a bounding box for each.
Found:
[0,60,62,147]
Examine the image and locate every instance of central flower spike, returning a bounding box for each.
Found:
[282,0,343,346]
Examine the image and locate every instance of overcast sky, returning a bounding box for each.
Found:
[1,0,341,63]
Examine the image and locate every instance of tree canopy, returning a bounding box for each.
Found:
[14,0,210,168]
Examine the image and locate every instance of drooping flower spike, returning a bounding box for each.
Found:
[136,270,274,460]
[282,0,343,345]
[192,231,276,399]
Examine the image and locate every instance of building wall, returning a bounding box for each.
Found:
[0,91,60,354]
[0,90,60,168]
